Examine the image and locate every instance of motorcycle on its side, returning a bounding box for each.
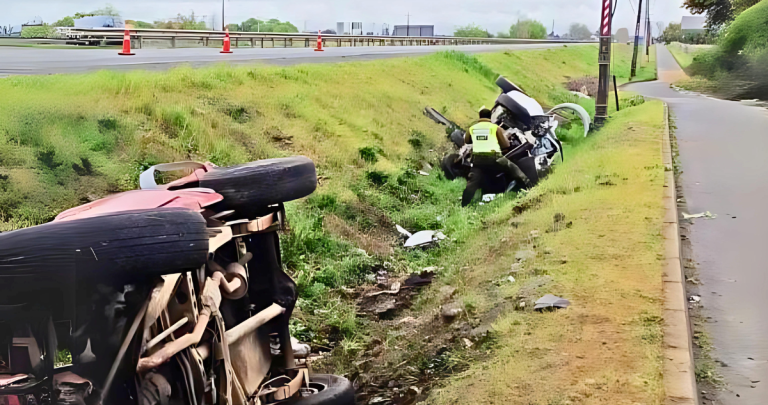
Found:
[426,76,591,194]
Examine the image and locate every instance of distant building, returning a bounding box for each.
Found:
[392,25,434,37]
[547,31,560,40]
[615,28,630,43]
[681,16,706,35]
[74,16,125,29]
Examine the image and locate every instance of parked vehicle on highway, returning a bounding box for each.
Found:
[0,157,355,405]
[426,76,591,193]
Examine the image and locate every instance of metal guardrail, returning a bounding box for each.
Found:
[61,27,594,49]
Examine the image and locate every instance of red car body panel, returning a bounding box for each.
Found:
[54,189,224,222]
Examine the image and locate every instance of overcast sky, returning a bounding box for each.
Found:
[1,0,692,36]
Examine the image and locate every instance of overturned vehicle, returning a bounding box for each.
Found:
[426,76,591,194]
[0,158,355,405]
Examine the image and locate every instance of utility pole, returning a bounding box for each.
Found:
[222,0,225,31]
[595,0,613,127]
[645,2,651,58]
[406,13,410,37]
[630,0,644,79]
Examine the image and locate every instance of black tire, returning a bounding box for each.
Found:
[198,157,317,214]
[496,76,526,95]
[450,130,466,148]
[0,208,208,279]
[278,374,355,405]
[441,153,464,181]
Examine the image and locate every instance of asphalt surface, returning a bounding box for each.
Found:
[627,46,768,404]
[0,43,587,76]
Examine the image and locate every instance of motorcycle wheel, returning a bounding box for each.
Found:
[441,153,463,180]
[276,374,355,405]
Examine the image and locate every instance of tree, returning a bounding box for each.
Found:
[154,12,207,30]
[509,19,547,39]
[232,18,298,33]
[53,16,75,27]
[568,23,592,40]
[496,31,511,38]
[660,22,683,43]
[92,4,121,17]
[321,29,337,35]
[454,23,490,38]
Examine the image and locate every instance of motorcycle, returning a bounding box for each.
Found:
[0,157,355,405]
[426,76,591,194]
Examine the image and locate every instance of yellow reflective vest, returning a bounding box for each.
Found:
[469,121,501,154]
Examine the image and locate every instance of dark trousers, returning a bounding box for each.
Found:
[461,154,530,206]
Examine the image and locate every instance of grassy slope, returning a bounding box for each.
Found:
[424,100,666,405]
[667,42,713,69]
[0,45,663,402]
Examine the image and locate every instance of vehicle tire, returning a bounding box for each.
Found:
[0,208,208,279]
[450,130,466,148]
[441,153,462,180]
[496,76,526,95]
[198,157,317,214]
[278,374,355,405]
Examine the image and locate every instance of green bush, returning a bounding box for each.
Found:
[509,19,547,40]
[721,0,768,56]
[21,25,57,38]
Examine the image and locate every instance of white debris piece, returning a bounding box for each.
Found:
[419,171,430,176]
[396,224,413,237]
[291,336,311,359]
[683,211,717,220]
[482,194,496,202]
[689,295,701,303]
[404,231,447,248]
[570,91,590,99]
[507,276,516,283]
[367,282,402,297]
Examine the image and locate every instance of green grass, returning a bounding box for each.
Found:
[667,42,713,69]
[0,46,662,401]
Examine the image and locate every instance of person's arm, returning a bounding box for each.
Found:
[496,127,510,149]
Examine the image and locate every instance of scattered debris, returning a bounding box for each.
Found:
[396,225,412,238]
[570,91,590,99]
[482,194,497,202]
[515,249,536,263]
[689,295,701,303]
[419,171,430,176]
[439,286,457,302]
[291,336,311,359]
[404,270,436,287]
[441,302,463,323]
[462,338,473,348]
[534,294,571,311]
[367,282,402,297]
[507,276,516,283]
[404,230,447,248]
[683,211,717,220]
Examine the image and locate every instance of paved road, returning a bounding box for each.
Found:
[0,43,586,76]
[627,46,768,404]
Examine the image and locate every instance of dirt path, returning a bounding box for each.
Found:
[626,45,768,405]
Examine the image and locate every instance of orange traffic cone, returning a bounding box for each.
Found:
[314,30,324,52]
[118,28,134,56]
[221,28,233,54]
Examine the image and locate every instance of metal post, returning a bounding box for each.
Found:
[595,0,613,126]
[630,0,644,79]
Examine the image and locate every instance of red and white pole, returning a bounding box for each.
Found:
[118,28,135,56]
[314,30,324,52]
[221,28,233,54]
[595,0,613,126]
